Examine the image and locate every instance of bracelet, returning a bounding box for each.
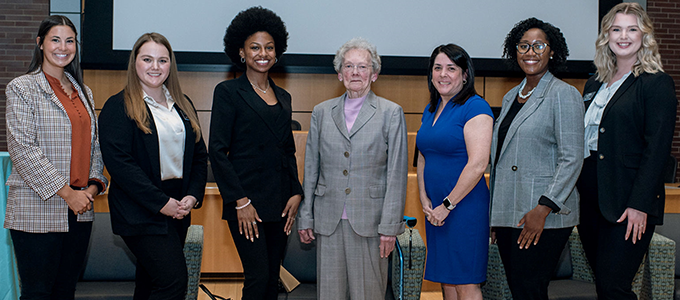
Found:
[235,199,251,210]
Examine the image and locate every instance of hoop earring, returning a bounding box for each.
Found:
[276,58,279,63]
[462,79,467,84]
[240,57,245,63]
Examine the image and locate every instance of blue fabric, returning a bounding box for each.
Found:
[0,152,20,299]
[416,96,492,284]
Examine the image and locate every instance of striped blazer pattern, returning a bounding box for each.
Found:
[4,70,107,233]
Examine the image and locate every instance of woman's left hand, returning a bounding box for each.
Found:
[617,207,648,244]
[430,204,451,227]
[282,194,302,235]
[177,196,197,219]
[517,204,552,249]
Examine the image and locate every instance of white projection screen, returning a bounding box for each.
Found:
[83,0,604,76]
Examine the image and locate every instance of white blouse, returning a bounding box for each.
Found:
[143,86,185,180]
[583,72,631,158]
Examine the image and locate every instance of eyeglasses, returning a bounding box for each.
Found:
[516,42,550,54]
[343,64,372,73]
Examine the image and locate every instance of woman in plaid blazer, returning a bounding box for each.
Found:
[4,15,107,299]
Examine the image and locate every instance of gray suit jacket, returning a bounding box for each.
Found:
[489,72,584,228]
[298,91,408,237]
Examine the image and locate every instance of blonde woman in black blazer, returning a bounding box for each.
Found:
[99,33,207,300]
[577,3,677,299]
[209,7,303,300]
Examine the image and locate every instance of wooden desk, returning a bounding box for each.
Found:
[665,184,680,214]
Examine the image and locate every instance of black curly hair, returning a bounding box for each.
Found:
[223,6,289,69]
[502,17,569,73]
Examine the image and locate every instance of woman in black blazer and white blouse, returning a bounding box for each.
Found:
[577,3,677,299]
[99,33,207,300]
[209,7,303,300]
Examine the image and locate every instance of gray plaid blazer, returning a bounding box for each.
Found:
[489,72,584,229]
[4,70,107,233]
[298,91,408,237]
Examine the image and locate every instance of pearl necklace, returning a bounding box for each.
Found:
[250,80,270,94]
[518,80,536,100]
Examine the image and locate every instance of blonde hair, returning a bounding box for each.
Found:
[124,33,201,141]
[594,2,663,82]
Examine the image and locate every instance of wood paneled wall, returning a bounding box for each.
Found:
[84,70,587,143]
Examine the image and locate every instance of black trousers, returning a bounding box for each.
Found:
[495,226,573,300]
[10,209,92,300]
[228,219,288,300]
[577,154,655,300]
[121,179,189,300]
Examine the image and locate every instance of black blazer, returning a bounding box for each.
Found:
[582,72,677,225]
[209,74,303,222]
[99,91,208,236]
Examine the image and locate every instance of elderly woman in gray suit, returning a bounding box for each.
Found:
[489,18,584,300]
[298,37,408,299]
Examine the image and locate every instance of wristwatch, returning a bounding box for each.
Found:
[442,197,456,211]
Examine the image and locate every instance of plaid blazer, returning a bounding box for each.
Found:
[4,70,107,233]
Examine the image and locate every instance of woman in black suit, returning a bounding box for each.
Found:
[577,3,677,299]
[209,7,303,300]
[99,32,207,300]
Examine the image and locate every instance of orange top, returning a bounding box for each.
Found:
[45,73,91,188]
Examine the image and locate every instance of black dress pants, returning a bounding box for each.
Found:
[495,226,573,300]
[121,179,189,300]
[577,154,655,300]
[10,209,92,300]
[228,219,288,300]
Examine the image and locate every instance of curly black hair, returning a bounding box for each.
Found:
[502,17,569,73]
[223,6,289,69]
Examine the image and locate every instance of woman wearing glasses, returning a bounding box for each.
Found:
[489,18,584,300]
[298,37,408,299]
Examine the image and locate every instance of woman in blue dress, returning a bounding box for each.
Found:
[416,44,493,300]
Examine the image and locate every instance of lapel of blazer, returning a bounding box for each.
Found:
[348,91,377,138]
[498,72,554,160]
[141,104,162,180]
[601,74,637,120]
[34,70,67,113]
[582,80,603,112]
[235,74,281,141]
[176,102,195,192]
[331,95,350,141]
[272,83,291,139]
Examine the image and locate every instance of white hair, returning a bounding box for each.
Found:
[333,37,381,74]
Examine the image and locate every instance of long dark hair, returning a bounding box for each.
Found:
[427,44,477,113]
[28,15,88,104]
